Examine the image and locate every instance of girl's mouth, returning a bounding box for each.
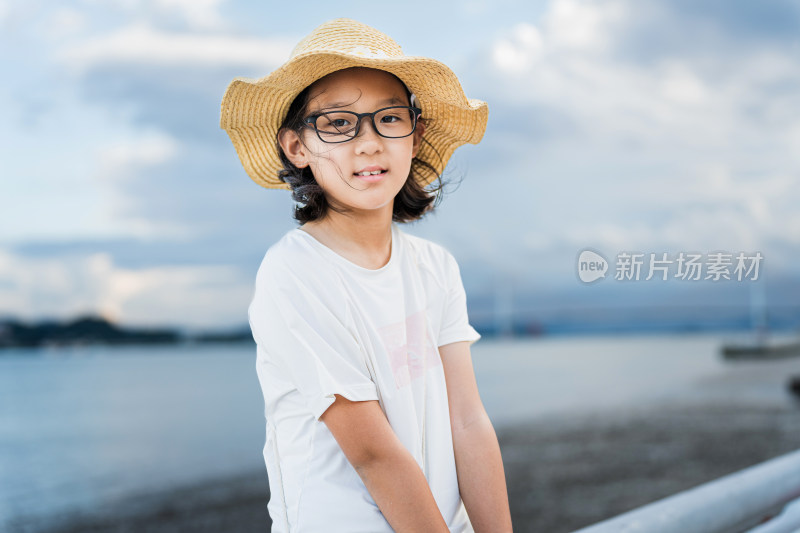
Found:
[353,169,387,182]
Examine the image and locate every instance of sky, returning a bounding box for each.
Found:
[1,0,799,331]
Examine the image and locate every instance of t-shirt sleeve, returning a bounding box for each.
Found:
[437,250,482,347]
[249,267,379,421]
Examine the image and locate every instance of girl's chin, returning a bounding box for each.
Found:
[329,198,396,214]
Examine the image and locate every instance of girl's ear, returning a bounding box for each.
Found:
[278,128,309,168]
[411,120,426,158]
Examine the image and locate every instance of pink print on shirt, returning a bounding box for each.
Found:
[377,309,441,389]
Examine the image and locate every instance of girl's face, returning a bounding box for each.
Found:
[280,67,425,218]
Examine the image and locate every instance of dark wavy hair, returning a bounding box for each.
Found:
[276,73,447,224]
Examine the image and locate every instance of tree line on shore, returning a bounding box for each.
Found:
[0,315,253,349]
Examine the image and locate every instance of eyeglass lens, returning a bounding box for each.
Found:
[312,107,417,142]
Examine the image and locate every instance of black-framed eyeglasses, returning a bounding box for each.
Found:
[302,106,422,143]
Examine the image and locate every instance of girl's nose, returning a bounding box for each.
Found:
[353,118,383,154]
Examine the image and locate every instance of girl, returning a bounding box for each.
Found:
[220,18,512,533]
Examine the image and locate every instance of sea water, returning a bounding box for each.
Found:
[1,334,798,530]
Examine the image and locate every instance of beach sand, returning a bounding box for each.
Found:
[31,398,800,533]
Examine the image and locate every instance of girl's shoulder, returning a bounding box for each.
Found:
[254,227,341,289]
[396,227,460,277]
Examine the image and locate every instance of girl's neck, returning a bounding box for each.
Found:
[300,206,395,270]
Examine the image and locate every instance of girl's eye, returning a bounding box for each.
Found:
[380,114,403,123]
[315,113,356,135]
[322,117,351,128]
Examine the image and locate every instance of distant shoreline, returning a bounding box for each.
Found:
[0,315,253,349]
[2,312,799,350]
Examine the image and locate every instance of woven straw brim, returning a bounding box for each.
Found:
[220,51,488,190]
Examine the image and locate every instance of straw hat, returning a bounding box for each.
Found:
[219,18,488,190]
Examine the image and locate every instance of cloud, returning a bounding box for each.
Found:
[654,0,800,44]
[62,0,796,290]
[80,0,231,31]
[492,23,544,71]
[45,22,301,244]
[657,61,708,106]
[543,0,627,52]
[58,24,293,72]
[7,0,797,328]
[483,0,800,146]
[84,131,295,242]
[460,0,800,273]
[97,130,180,181]
[53,24,294,147]
[89,130,195,239]
[152,0,227,30]
[45,8,86,39]
[0,248,252,328]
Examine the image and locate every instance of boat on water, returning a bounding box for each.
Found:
[719,276,800,361]
[721,338,800,360]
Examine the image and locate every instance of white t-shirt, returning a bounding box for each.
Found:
[249,222,481,532]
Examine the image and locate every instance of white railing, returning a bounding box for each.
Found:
[572,448,800,533]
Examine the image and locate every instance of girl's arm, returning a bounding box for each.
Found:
[321,394,450,533]
[440,341,514,533]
